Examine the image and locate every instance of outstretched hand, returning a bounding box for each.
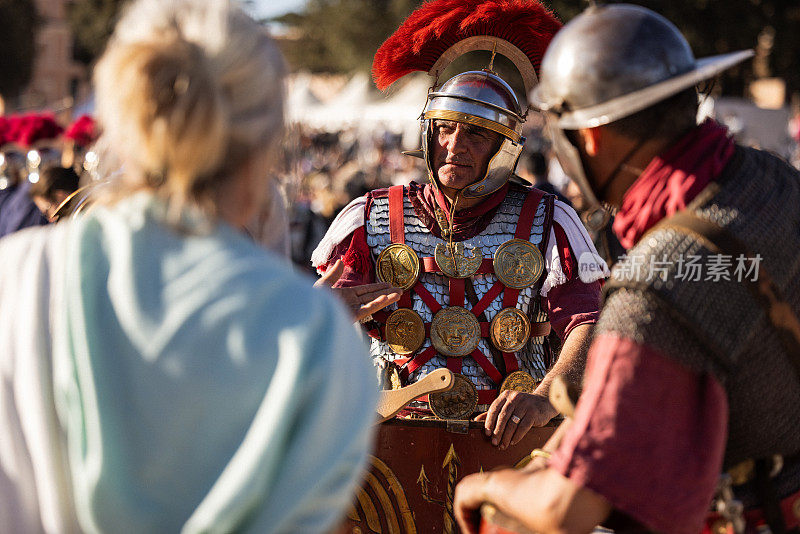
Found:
[314,260,402,322]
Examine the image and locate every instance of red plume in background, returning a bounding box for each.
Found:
[64,115,98,148]
[372,0,561,90]
[15,114,64,147]
[0,116,9,146]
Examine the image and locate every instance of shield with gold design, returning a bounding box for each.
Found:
[490,308,531,352]
[386,308,426,355]
[434,242,483,278]
[335,419,557,534]
[430,306,481,357]
[377,244,420,291]
[493,239,544,289]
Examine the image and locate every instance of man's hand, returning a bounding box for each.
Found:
[453,472,492,534]
[314,260,402,322]
[476,391,558,449]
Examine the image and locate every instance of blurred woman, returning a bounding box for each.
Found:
[0,1,378,532]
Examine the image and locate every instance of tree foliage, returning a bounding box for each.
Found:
[278,0,800,100]
[68,0,130,65]
[0,0,38,100]
[275,0,421,74]
[546,0,800,98]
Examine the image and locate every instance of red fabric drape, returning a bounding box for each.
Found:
[613,120,736,250]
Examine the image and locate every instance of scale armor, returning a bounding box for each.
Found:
[598,146,800,486]
[366,187,551,407]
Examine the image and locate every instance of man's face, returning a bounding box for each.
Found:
[431,120,502,194]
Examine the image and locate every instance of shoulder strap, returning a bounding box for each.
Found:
[657,210,800,384]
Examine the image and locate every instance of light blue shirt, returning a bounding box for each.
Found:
[0,193,377,533]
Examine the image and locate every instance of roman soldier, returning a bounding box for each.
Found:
[313,0,608,446]
[455,5,800,534]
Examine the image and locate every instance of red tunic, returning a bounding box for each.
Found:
[550,121,737,532]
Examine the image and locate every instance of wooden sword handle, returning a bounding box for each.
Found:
[375,368,455,423]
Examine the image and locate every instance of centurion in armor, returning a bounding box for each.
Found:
[451,4,800,534]
[314,0,607,422]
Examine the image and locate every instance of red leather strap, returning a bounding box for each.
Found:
[447,357,462,375]
[388,185,405,244]
[470,348,503,385]
[413,283,442,313]
[422,257,439,272]
[422,256,495,275]
[477,389,499,405]
[400,346,437,379]
[502,351,518,373]
[530,321,552,337]
[502,287,521,309]
[449,278,465,307]
[471,281,504,317]
[398,291,413,309]
[514,188,545,240]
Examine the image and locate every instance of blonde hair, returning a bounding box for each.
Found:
[93,0,285,219]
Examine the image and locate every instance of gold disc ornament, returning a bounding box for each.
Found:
[500,370,539,394]
[434,242,483,278]
[385,308,425,355]
[430,306,481,357]
[376,244,420,291]
[429,373,478,420]
[493,239,544,289]
[490,307,531,352]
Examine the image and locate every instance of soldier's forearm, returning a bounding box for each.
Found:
[535,323,594,398]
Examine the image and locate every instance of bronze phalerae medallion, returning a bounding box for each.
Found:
[490,307,531,353]
[376,243,420,291]
[434,242,483,278]
[429,373,478,420]
[386,308,425,355]
[499,370,539,394]
[493,238,544,289]
[430,306,480,357]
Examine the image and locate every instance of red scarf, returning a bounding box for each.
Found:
[612,120,736,250]
[415,181,510,241]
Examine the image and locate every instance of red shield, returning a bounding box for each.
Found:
[338,418,556,533]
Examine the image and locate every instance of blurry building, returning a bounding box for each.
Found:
[18,0,88,111]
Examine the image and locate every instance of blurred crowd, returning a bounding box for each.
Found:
[4,107,800,276]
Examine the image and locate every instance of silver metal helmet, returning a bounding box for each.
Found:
[421,70,527,199]
[530,4,753,226]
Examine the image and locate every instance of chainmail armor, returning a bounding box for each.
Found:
[598,146,800,472]
[366,187,551,408]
